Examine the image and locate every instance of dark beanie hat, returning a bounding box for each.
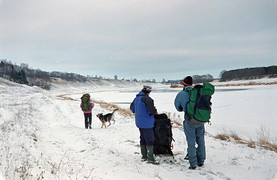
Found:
[182,76,193,86]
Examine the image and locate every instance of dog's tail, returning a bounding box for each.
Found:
[112,108,119,113]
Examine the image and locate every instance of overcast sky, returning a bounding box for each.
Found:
[0,0,276,81]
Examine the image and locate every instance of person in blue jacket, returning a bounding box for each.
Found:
[130,85,158,164]
[174,76,206,170]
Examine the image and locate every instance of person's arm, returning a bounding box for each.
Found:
[90,101,95,109]
[130,99,135,113]
[174,92,183,112]
[142,96,157,116]
[174,91,189,112]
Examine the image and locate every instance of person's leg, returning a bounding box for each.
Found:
[88,113,92,129]
[196,125,206,166]
[144,128,154,146]
[139,128,146,145]
[182,120,189,160]
[144,128,158,164]
[84,113,88,129]
[139,129,147,160]
[184,120,197,168]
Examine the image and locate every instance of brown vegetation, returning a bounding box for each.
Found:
[56,94,134,117]
[170,84,182,88]
[170,81,277,88]
[93,100,133,117]
[214,131,277,153]
[56,94,78,101]
[215,81,277,87]
[214,134,231,141]
[256,126,277,152]
[171,120,182,127]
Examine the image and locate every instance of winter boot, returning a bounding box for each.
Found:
[146,146,159,165]
[140,145,147,161]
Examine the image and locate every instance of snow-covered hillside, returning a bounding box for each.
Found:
[0,77,276,180]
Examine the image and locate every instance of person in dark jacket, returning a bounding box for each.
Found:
[130,85,158,164]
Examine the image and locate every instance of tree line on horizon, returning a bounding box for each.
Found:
[220,66,277,81]
[163,66,277,85]
[0,60,157,89]
[0,60,101,89]
[0,60,276,89]
[163,74,214,85]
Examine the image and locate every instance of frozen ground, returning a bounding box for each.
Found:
[0,77,276,180]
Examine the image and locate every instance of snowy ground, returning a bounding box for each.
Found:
[0,77,277,180]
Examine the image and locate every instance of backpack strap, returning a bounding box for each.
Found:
[193,86,202,115]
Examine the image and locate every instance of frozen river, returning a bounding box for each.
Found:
[91,85,277,141]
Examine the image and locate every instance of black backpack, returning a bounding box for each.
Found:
[153,113,174,156]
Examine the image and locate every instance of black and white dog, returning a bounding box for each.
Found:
[96,109,118,128]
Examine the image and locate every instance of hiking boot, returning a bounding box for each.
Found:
[141,157,148,161]
[198,163,204,167]
[146,146,159,165]
[189,166,197,170]
[140,145,147,161]
[147,159,160,165]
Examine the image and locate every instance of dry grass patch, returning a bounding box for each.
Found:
[216,81,277,87]
[171,120,182,127]
[55,94,133,116]
[214,127,277,153]
[246,139,256,148]
[56,94,78,101]
[214,134,231,141]
[256,126,277,152]
[170,81,277,88]
[94,100,133,117]
[230,134,247,144]
[257,140,277,152]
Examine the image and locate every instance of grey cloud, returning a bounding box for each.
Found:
[0,0,276,80]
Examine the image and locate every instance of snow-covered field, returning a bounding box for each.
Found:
[0,77,276,180]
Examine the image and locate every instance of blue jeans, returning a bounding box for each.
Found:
[183,119,206,167]
[139,128,155,146]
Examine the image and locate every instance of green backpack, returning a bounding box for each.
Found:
[81,93,92,111]
[186,82,215,123]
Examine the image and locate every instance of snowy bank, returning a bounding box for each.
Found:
[0,77,277,180]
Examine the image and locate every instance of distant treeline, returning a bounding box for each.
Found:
[0,60,91,89]
[1,60,276,89]
[166,66,277,85]
[164,74,214,85]
[0,60,155,89]
[220,66,277,81]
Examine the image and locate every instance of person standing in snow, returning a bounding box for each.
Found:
[80,93,95,129]
[174,76,206,169]
[130,85,159,164]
